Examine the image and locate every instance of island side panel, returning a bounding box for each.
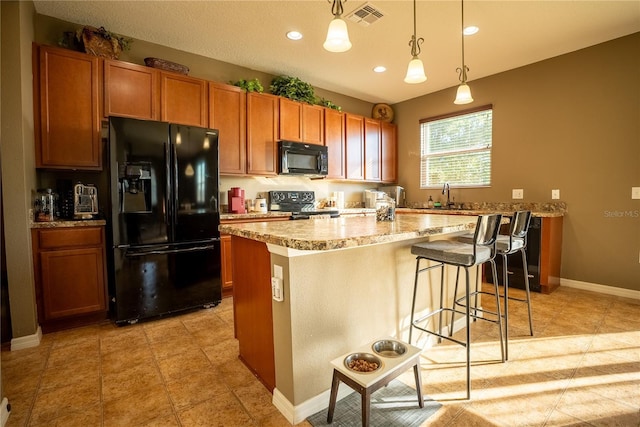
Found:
[232,236,276,392]
[271,236,473,407]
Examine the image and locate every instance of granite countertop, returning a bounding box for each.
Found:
[218,213,481,251]
[398,201,567,218]
[31,218,107,228]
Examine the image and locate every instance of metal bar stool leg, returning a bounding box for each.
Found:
[501,252,510,360]
[490,258,505,362]
[409,257,422,345]
[521,248,534,336]
[449,266,461,336]
[464,266,471,400]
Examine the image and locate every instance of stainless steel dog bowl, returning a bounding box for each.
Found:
[344,352,382,373]
[372,340,407,358]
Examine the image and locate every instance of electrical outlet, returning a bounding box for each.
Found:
[512,189,524,199]
[552,189,560,200]
[632,187,640,200]
[271,277,284,302]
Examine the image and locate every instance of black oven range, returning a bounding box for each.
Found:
[268,191,340,220]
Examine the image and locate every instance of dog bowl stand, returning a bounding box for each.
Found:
[327,339,424,427]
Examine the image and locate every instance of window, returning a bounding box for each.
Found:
[420,105,493,188]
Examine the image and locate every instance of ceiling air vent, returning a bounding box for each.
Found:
[346,2,385,26]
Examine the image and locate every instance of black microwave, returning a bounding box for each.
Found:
[278,141,328,177]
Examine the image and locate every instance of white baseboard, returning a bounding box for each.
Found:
[560,278,640,300]
[1,397,10,427]
[10,326,42,351]
[273,385,354,425]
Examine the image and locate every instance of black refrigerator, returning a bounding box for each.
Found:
[108,116,222,325]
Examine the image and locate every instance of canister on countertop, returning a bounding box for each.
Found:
[255,198,267,213]
[34,188,59,222]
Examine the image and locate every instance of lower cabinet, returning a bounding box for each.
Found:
[485,216,563,294]
[32,226,108,332]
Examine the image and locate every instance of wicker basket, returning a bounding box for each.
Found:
[144,57,189,75]
[81,26,122,59]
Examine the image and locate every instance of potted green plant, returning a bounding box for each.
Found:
[269,75,316,104]
[230,78,264,93]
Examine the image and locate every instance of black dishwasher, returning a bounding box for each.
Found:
[485,216,542,292]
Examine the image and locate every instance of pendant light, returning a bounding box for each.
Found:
[454,0,473,104]
[404,0,427,84]
[323,0,352,53]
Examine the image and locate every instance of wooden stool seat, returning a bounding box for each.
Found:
[327,339,424,427]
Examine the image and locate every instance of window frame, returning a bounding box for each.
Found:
[419,104,493,189]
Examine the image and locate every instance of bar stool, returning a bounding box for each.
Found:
[454,210,534,360]
[408,214,504,399]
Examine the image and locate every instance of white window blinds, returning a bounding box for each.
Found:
[420,106,493,188]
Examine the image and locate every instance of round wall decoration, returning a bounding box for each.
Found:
[372,103,394,123]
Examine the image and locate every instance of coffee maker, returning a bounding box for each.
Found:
[73,182,99,219]
[378,185,406,208]
[227,187,246,214]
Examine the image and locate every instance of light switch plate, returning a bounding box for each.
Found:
[274,264,283,279]
[552,189,560,199]
[632,187,640,200]
[271,277,284,302]
[512,189,524,199]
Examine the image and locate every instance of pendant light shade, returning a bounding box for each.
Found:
[454,0,473,104]
[405,56,427,84]
[404,0,427,84]
[324,0,351,53]
[454,82,473,104]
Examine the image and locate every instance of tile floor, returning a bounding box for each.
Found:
[2,285,639,426]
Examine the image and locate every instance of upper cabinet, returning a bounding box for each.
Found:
[381,122,398,183]
[246,92,279,176]
[209,82,246,175]
[364,118,381,182]
[302,104,324,145]
[35,45,102,170]
[104,59,159,120]
[278,98,324,145]
[324,109,345,179]
[279,98,302,142]
[160,72,208,127]
[345,113,365,180]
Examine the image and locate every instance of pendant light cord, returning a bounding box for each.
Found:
[458,0,469,83]
[409,0,424,57]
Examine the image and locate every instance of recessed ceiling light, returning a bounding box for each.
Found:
[463,26,479,36]
[373,66,386,73]
[286,31,303,41]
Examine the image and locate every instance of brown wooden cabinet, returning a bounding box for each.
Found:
[278,99,325,145]
[32,226,108,332]
[34,45,102,170]
[220,234,233,296]
[364,118,381,181]
[302,104,325,145]
[209,82,247,175]
[104,59,159,120]
[247,92,280,175]
[324,109,346,179]
[381,122,398,183]
[160,72,208,127]
[345,113,365,180]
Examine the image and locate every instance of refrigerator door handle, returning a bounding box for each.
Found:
[165,141,172,229]
[172,143,179,225]
[123,244,218,257]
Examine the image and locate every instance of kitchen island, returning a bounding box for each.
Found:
[220,213,486,424]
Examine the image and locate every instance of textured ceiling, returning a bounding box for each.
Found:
[33,1,640,104]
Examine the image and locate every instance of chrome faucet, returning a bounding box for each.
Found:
[442,182,453,208]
